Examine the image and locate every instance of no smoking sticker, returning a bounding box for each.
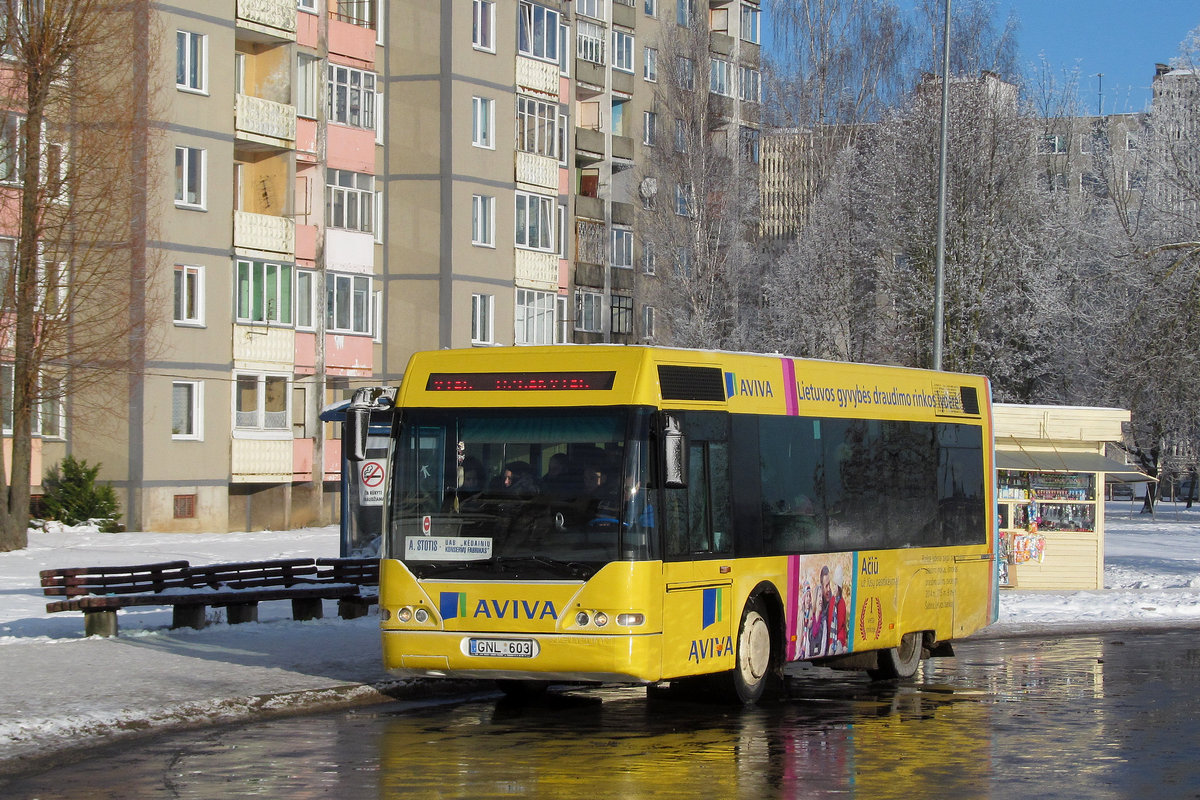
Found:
[358,459,386,506]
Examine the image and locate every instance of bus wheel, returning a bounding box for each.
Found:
[729,597,773,704]
[869,632,923,680]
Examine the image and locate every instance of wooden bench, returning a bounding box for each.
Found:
[40,557,380,637]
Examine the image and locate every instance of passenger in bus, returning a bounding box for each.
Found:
[541,453,575,496]
[501,461,539,498]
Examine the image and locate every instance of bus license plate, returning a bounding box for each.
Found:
[467,638,537,658]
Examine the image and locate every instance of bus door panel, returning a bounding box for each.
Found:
[953,554,993,636]
[661,574,734,679]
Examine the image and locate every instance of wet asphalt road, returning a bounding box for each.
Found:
[4,631,1200,799]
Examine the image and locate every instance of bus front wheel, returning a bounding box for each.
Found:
[869,632,923,680]
[729,597,773,704]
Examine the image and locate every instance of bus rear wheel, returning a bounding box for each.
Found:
[728,597,773,704]
[869,632,923,680]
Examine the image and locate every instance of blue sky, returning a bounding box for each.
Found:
[998,0,1198,113]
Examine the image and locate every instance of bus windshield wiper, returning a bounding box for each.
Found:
[523,555,595,580]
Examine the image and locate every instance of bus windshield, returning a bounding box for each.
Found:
[386,407,655,580]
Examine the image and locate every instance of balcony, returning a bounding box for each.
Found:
[612,134,634,162]
[515,249,558,291]
[234,210,296,259]
[575,58,606,89]
[575,127,605,162]
[517,56,559,98]
[516,151,558,191]
[232,438,293,483]
[236,0,297,42]
[575,195,605,223]
[235,94,297,150]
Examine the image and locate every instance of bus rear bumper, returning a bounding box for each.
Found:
[382,629,663,684]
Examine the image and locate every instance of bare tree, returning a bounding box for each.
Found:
[0,0,162,551]
[637,16,763,350]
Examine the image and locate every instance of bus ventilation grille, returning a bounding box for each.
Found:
[960,386,979,415]
[658,365,727,401]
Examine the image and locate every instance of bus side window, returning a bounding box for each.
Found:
[664,413,731,558]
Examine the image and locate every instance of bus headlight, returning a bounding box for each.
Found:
[593,612,608,627]
[397,607,413,623]
[576,611,591,627]
[616,613,645,627]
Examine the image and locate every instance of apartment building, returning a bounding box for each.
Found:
[7,0,762,533]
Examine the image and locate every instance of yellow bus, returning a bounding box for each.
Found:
[345,346,997,702]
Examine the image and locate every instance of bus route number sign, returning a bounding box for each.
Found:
[359,460,386,507]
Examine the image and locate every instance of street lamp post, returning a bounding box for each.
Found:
[933,0,951,371]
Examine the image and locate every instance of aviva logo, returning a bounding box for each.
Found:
[702,587,725,629]
[438,591,559,621]
[724,371,774,399]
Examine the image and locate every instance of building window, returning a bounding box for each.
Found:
[328,64,376,129]
[611,294,633,334]
[176,31,207,93]
[642,243,656,274]
[516,95,559,158]
[710,58,732,96]
[298,0,317,12]
[643,47,658,81]
[740,126,760,163]
[645,0,658,17]
[297,54,320,119]
[173,494,197,519]
[471,293,494,344]
[173,265,204,326]
[472,96,494,148]
[575,290,603,333]
[326,169,375,233]
[1037,134,1067,155]
[332,0,376,28]
[739,65,761,102]
[469,194,495,246]
[741,3,760,43]
[515,191,555,252]
[556,295,568,343]
[0,114,20,185]
[172,381,203,440]
[643,110,657,145]
[236,260,293,325]
[677,0,694,26]
[577,0,605,20]
[577,20,605,65]
[0,363,10,433]
[295,269,315,329]
[613,30,634,73]
[38,375,63,439]
[174,146,205,208]
[473,0,495,51]
[677,56,694,90]
[1126,132,1137,151]
[235,373,289,432]
[611,228,633,268]
[518,1,560,63]
[675,183,694,217]
[674,118,688,152]
[516,288,556,345]
[642,305,656,338]
[326,272,372,334]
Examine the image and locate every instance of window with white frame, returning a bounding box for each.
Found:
[739,65,760,102]
[0,363,10,433]
[643,47,658,81]
[642,242,656,274]
[295,269,315,329]
[0,114,19,185]
[516,95,558,158]
[173,265,204,326]
[519,1,560,63]
[515,288,556,345]
[740,126,760,163]
[558,203,568,258]
[740,3,760,43]
[234,373,289,432]
[577,20,605,65]
[642,305,655,337]
[472,194,495,246]
[675,183,694,216]
[472,95,494,148]
[326,169,375,233]
[44,141,68,205]
[575,289,603,332]
[558,21,571,75]
[643,110,657,145]
[674,118,688,152]
[0,238,13,308]
[236,259,293,325]
[296,54,321,119]
[1037,134,1067,155]
[1126,132,1137,151]
[172,380,203,440]
[333,0,376,27]
[645,0,657,16]
[174,146,205,208]
[38,374,63,439]
[326,272,372,334]
[677,0,694,26]
[328,64,376,128]
[298,0,317,11]
[473,0,495,51]
[677,56,694,89]
[176,31,207,92]
[577,0,605,20]
[611,227,633,268]
[611,294,633,334]
[613,30,634,73]
[515,191,555,252]
[556,295,568,343]
[471,293,494,344]
[710,58,732,96]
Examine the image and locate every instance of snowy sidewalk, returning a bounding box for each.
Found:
[3,506,1200,773]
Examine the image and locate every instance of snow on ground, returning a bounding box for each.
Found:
[1,503,1200,771]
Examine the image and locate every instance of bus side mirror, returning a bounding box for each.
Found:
[662,413,687,489]
[345,406,369,462]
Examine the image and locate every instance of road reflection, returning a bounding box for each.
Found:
[5,632,1200,799]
